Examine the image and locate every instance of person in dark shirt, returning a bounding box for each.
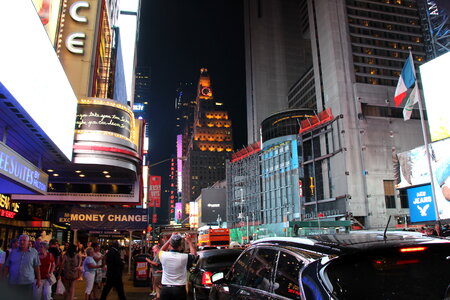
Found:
[100,241,126,300]
[48,239,62,297]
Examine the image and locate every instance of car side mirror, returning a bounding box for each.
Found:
[211,272,225,284]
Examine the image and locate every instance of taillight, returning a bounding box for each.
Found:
[399,247,427,253]
[202,271,213,285]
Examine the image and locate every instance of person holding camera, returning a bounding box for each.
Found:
[159,233,197,300]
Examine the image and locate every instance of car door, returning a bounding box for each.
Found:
[240,247,279,299]
[211,248,255,300]
[271,250,305,300]
[188,254,202,293]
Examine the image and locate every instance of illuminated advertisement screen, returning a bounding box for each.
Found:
[175,202,182,223]
[407,185,437,222]
[149,176,161,208]
[0,2,77,160]
[177,135,183,193]
[420,51,450,142]
[189,201,198,229]
[75,98,135,142]
[397,138,450,219]
[201,189,226,223]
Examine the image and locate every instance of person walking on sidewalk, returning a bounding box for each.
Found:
[146,244,162,299]
[4,234,41,299]
[92,242,104,300]
[33,241,55,300]
[49,239,62,298]
[100,241,126,300]
[82,247,103,300]
[159,233,197,300]
[61,244,82,300]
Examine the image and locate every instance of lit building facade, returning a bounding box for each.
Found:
[244,0,449,229]
[182,69,233,220]
[20,0,143,202]
[227,110,315,241]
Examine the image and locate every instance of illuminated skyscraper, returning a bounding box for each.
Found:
[182,69,233,217]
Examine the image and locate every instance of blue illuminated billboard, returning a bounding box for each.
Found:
[407,184,437,222]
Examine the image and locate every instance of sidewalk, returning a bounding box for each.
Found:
[53,271,152,300]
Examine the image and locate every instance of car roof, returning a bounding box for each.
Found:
[251,231,450,255]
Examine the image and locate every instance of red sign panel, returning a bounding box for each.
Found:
[0,209,16,219]
[149,176,161,208]
[152,213,157,224]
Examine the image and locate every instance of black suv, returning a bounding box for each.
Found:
[209,232,450,299]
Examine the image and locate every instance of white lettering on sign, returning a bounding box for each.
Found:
[66,32,86,54]
[413,196,432,205]
[66,1,90,54]
[207,204,220,208]
[0,150,47,192]
[69,1,89,23]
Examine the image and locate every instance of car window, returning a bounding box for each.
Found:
[228,248,254,286]
[324,246,450,300]
[206,252,241,266]
[246,248,278,292]
[273,251,303,299]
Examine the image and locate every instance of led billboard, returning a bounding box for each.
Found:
[398,138,450,220]
[201,188,226,224]
[407,185,437,222]
[420,51,450,142]
[0,1,78,160]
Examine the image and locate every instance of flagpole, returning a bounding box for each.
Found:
[410,48,441,226]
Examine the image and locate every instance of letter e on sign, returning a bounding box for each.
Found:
[66,33,86,54]
[66,1,90,54]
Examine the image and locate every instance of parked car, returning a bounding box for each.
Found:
[209,232,450,299]
[188,248,243,300]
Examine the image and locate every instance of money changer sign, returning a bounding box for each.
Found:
[70,207,148,230]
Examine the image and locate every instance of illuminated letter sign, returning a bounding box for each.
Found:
[66,1,89,54]
[149,176,161,208]
[59,0,99,98]
[69,1,89,23]
[66,32,86,54]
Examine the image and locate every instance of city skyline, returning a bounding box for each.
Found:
[138,0,247,171]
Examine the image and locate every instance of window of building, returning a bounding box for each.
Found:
[384,180,396,208]
[399,189,409,208]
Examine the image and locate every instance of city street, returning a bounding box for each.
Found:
[53,270,153,300]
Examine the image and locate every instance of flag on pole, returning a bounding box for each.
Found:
[394,53,416,106]
[403,84,420,121]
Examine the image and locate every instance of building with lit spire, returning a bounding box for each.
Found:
[182,68,233,220]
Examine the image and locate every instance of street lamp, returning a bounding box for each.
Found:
[237,188,250,244]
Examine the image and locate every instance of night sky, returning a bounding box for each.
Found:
[138,0,247,167]
[137,1,247,216]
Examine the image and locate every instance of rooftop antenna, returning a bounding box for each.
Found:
[383,215,392,241]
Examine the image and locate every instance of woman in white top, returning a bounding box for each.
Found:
[82,247,103,300]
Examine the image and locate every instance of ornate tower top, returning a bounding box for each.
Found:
[198,68,213,99]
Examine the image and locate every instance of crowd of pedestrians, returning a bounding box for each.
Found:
[0,235,130,300]
[0,233,212,300]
